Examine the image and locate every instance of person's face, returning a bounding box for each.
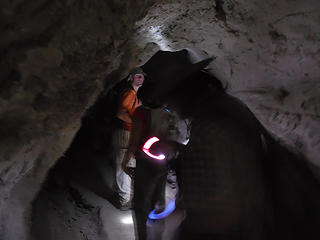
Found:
[132,74,144,87]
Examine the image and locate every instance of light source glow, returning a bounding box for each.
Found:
[142,137,166,160]
[148,25,172,51]
[121,216,133,224]
[148,200,176,220]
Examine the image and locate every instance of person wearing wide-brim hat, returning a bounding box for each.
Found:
[121,50,214,239]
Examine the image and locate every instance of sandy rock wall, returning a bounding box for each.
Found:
[0,0,155,239]
[132,0,320,168]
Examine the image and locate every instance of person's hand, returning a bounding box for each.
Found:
[122,161,135,178]
[127,167,135,178]
[123,166,135,178]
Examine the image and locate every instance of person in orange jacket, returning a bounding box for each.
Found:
[113,67,145,210]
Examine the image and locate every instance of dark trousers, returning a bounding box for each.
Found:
[134,156,168,240]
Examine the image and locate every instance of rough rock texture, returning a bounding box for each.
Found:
[0,0,155,239]
[31,180,135,240]
[132,0,320,170]
[0,0,320,239]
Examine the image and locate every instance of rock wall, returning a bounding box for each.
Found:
[0,1,155,239]
[132,0,320,169]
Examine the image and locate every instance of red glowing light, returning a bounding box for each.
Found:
[142,137,166,160]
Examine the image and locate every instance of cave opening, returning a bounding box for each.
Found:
[30,70,138,239]
[29,50,190,240]
[29,48,320,240]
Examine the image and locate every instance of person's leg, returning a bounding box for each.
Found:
[147,165,168,240]
[134,158,166,240]
[152,165,168,211]
[134,158,153,239]
[170,157,184,206]
[113,129,133,205]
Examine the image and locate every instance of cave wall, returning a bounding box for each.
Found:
[0,0,156,239]
[0,0,320,239]
[131,0,320,169]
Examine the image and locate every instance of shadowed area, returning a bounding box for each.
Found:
[30,49,320,240]
[138,50,320,239]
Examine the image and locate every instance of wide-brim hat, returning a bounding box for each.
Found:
[130,67,147,76]
[139,49,213,101]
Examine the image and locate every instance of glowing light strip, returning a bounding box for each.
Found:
[148,200,176,220]
[143,136,159,149]
[142,137,166,160]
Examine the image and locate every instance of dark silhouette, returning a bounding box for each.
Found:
[137,50,320,240]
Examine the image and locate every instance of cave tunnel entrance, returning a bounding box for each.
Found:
[30,48,320,240]
[30,71,138,240]
[30,50,194,240]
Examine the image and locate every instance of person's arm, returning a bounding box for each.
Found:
[122,113,143,177]
[116,90,135,124]
[137,98,142,107]
[117,108,132,124]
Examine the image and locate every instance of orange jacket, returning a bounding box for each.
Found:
[118,88,140,131]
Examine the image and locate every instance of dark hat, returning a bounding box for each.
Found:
[139,50,214,101]
[130,67,147,76]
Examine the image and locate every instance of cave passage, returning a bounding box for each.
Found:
[2,1,320,240]
[30,49,320,240]
[30,59,185,239]
[30,73,138,240]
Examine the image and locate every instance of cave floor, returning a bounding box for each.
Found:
[98,169,181,240]
[31,154,181,240]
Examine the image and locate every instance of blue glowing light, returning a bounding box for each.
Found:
[148,200,176,220]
